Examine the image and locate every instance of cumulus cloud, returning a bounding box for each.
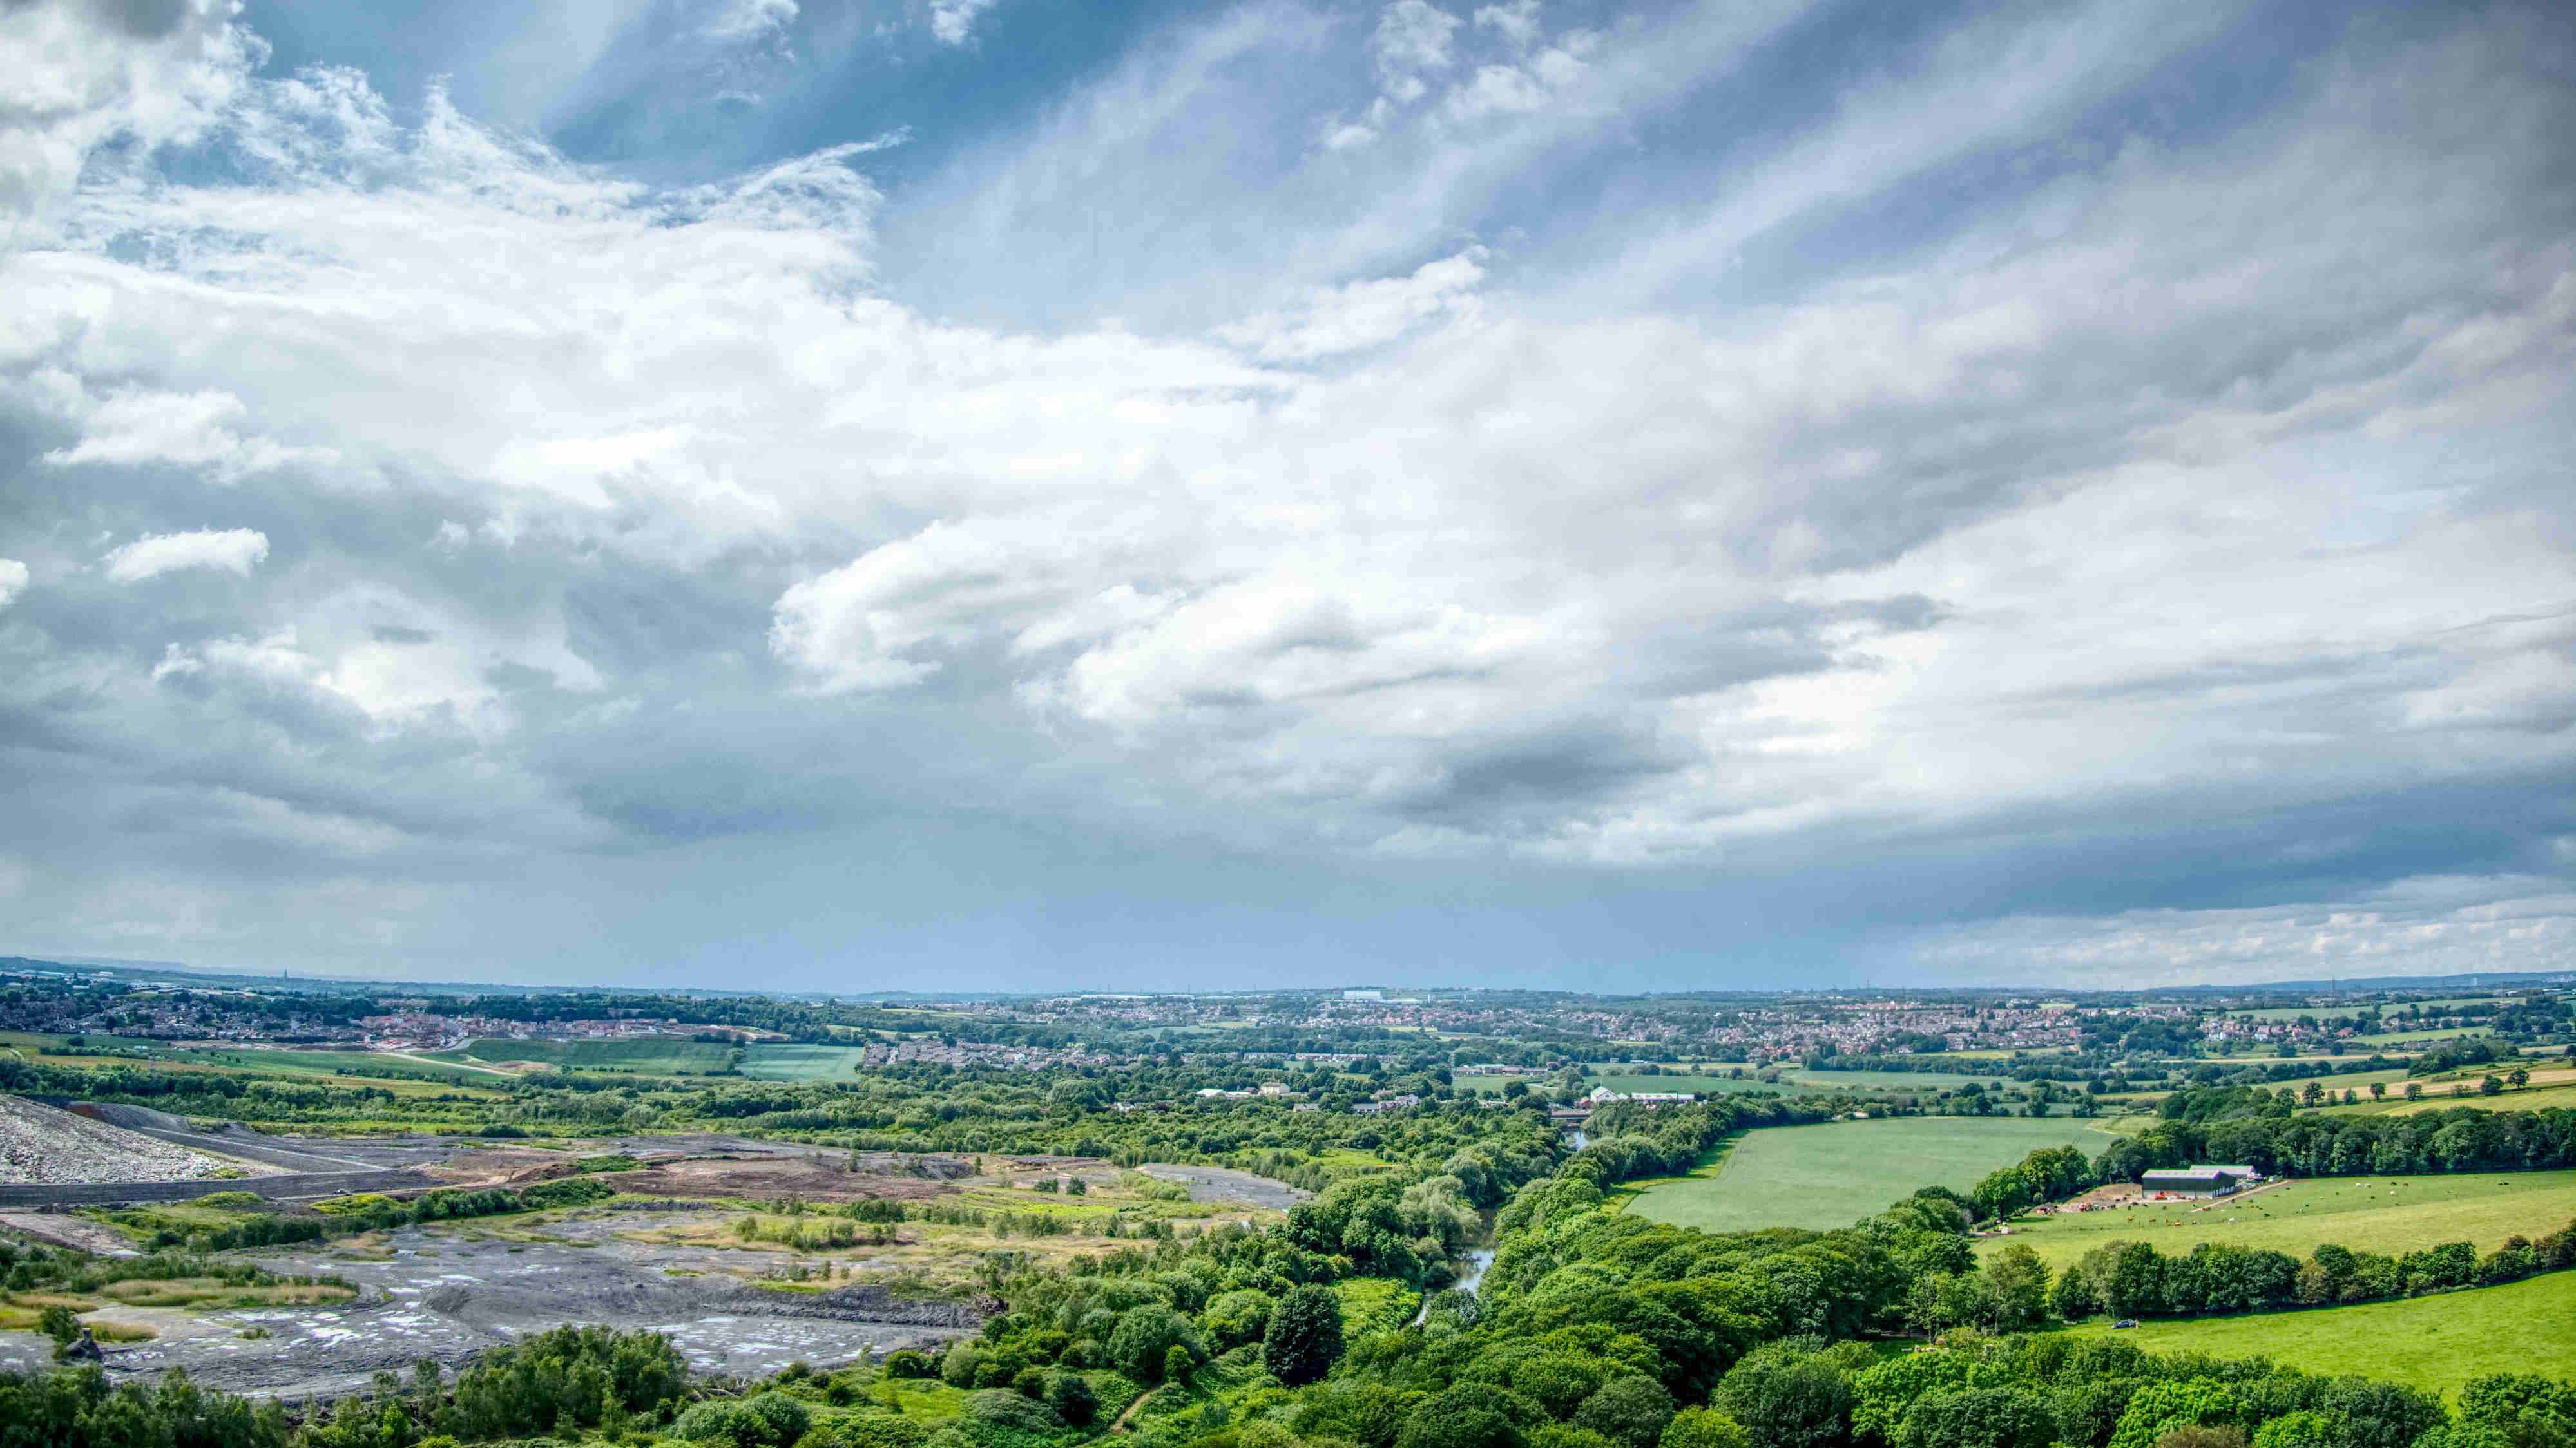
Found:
[0,558,26,607]
[0,0,2570,984]
[0,0,255,227]
[100,528,270,582]
[930,0,1001,46]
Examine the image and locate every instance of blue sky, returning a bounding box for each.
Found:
[1,0,2571,992]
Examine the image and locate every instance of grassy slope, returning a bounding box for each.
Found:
[452,1038,738,1074]
[2058,1270,2576,1397]
[738,1045,869,1080]
[1620,1117,2127,1234]
[1981,1170,2576,1269]
[2321,1081,2576,1117]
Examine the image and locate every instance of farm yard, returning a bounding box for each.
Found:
[1619,1116,2127,1233]
[2058,1270,2576,1396]
[1983,1170,2576,1268]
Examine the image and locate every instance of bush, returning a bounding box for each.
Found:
[746,1390,815,1445]
[882,1351,935,1379]
[1110,1304,1201,1383]
[1048,1372,1100,1426]
[519,1176,616,1210]
[812,1415,930,1448]
[964,1389,1061,1433]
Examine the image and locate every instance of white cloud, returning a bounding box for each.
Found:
[101,528,270,582]
[0,558,26,608]
[699,0,797,43]
[1472,0,1541,50]
[930,0,1001,46]
[37,380,334,478]
[2,3,2571,981]
[1213,249,1486,361]
[0,0,254,227]
[1372,0,1459,105]
[1901,879,2576,987]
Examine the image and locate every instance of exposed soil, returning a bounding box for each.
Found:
[0,1210,141,1255]
[0,1094,275,1184]
[0,1206,983,1399]
[1133,1164,1309,1210]
[598,1157,963,1203]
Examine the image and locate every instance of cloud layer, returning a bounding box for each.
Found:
[0,0,2570,989]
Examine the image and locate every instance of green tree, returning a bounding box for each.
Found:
[1110,1304,1200,1383]
[1046,1371,1099,1426]
[1981,1244,2050,1329]
[1576,1377,1678,1448]
[2251,1411,2334,1448]
[1264,1284,1349,1387]
[1896,1388,2055,1448]
[1661,1409,1751,1448]
[2107,1378,2241,1448]
[1714,1360,1852,1448]
[1165,1344,1195,1387]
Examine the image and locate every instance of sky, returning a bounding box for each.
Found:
[0,0,2571,995]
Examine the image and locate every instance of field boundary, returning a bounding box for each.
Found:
[1605,1130,1747,1214]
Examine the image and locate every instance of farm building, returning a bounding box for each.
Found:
[2140,1164,2260,1197]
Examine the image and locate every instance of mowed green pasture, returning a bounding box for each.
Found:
[1982,1170,2576,1270]
[1620,1117,2126,1234]
[449,1038,738,1074]
[738,1044,869,1080]
[2059,1270,2576,1398]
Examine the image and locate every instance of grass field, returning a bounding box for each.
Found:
[737,1044,869,1080]
[2059,1270,2575,1397]
[2321,1081,2576,1117]
[449,1038,739,1074]
[1,1031,505,1094]
[1784,1069,2012,1093]
[1620,1117,2128,1234]
[1983,1170,2576,1270]
[2352,1027,2493,1047]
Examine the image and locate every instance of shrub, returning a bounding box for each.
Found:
[1110,1304,1201,1382]
[814,1415,930,1448]
[882,1350,934,1379]
[1047,1372,1100,1426]
[964,1389,1060,1433]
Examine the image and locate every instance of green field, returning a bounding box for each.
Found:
[1620,1117,2126,1233]
[2060,1270,2575,1397]
[1785,1069,2011,1093]
[2352,1027,2492,1047]
[2321,1080,2576,1116]
[448,1038,740,1074]
[738,1044,869,1080]
[1983,1170,2576,1270]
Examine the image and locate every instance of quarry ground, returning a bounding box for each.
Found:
[0,1125,1298,1400]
